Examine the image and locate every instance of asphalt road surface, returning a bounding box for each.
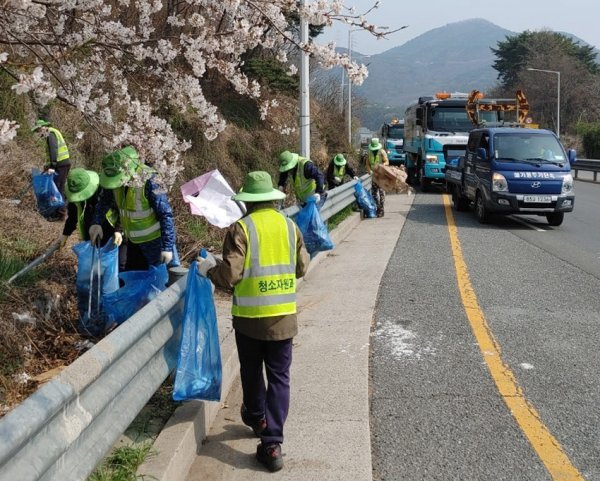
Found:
[370,179,600,480]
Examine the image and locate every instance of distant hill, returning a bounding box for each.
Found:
[349,18,514,130]
[327,18,600,132]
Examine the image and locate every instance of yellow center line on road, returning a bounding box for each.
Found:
[442,194,583,480]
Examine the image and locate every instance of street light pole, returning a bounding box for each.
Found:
[527,67,561,138]
[299,0,310,158]
[347,28,360,147]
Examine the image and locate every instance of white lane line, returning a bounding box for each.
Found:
[509,215,546,232]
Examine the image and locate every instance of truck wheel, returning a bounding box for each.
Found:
[475,193,491,223]
[420,174,430,192]
[546,212,564,226]
[452,189,468,211]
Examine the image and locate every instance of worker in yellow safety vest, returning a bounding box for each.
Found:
[277,150,326,206]
[365,137,389,217]
[326,153,359,189]
[198,171,310,473]
[59,168,115,248]
[32,119,71,220]
[89,146,178,271]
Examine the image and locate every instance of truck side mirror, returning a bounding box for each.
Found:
[567,149,577,164]
[477,147,488,161]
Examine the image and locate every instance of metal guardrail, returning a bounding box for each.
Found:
[572,158,600,182]
[0,175,370,481]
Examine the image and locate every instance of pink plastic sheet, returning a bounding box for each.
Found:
[180,169,245,228]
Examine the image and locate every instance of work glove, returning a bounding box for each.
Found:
[278,186,285,192]
[334,176,342,184]
[353,176,359,181]
[46,168,55,175]
[160,250,173,264]
[312,193,321,204]
[197,251,217,277]
[113,232,123,247]
[89,224,103,244]
[59,234,69,249]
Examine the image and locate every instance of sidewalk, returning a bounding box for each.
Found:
[139,193,414,481]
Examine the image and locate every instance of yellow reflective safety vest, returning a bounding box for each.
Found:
[232,208,298,318]
[75,202,86,240]
[113,178,161,244]
[334,164,346,178]
[75,201,114,240]
[293,157,317,202]
[368,150,382,169]
[47,127,69,163]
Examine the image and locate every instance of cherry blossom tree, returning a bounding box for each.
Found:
[0,0,392,185]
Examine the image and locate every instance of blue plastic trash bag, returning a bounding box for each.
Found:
[103,264,169,329]
[354,182,377,218]
[173,262,222,401]
[295,197,334,257]
[32,168,65,219]
[72,240,120,337]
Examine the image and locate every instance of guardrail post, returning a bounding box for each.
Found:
[168,266,188,286]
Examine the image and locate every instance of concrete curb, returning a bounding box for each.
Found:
[137,210,362,481]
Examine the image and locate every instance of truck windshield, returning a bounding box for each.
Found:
[388,125,404,139]
[493,133,565,163]
[428,108,497,132]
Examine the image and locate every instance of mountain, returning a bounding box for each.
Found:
[327,18,600,131]
[349,18,515,130]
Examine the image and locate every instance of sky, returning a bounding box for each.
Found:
[321,0,600,55]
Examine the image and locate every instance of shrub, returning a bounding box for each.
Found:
[576,122,600,158]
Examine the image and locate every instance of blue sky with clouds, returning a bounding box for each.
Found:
[321,0,599,55]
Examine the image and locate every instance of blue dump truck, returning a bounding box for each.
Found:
[380,119,406,166]
[404,90,530,191]
[445,127,576,226]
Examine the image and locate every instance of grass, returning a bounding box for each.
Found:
[86,380,179,481]
[327,204,355,230]
[0,249,50,293]
[88,442,154,481]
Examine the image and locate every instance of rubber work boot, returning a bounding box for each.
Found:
[241,404,266,437]
[256,443,283,472]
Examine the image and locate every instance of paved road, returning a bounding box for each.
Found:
[371,182,600,480]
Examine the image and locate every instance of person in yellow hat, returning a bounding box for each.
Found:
[89,146,178,271]
[325,153,359,189]
[365,137,389,217]
[32,119,71,220]
[277,150,326,206]
[59,167,115,248]
[197,171,310,473]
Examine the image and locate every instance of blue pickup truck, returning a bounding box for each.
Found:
[445,127,576,226]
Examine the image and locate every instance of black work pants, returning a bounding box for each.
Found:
[235,331,293,446]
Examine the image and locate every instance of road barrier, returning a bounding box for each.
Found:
[0,175,370,481]
[572,158,600,182]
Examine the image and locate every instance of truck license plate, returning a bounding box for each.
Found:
[524,195,552,203]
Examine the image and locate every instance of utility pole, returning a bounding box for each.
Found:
[299,0,310,158]
[347,29,359,147]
